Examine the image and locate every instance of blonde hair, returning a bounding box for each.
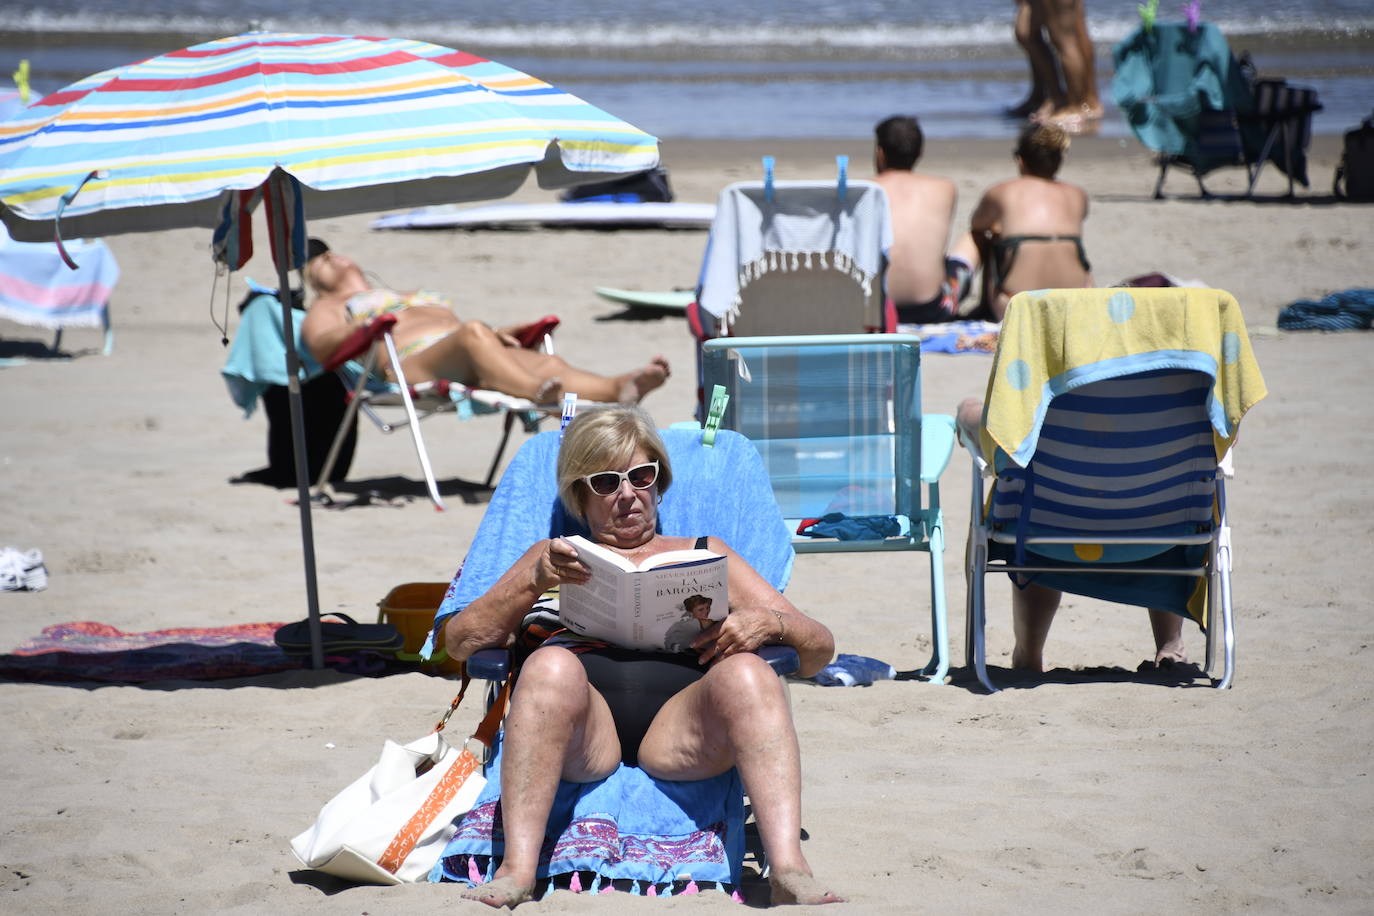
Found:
[556,405,673,521]
[1015,123,1071,178]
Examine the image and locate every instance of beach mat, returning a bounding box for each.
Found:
[0,621,300,683]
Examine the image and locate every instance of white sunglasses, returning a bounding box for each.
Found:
[582,460,660,496]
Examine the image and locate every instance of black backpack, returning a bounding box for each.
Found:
[1334,113,1374,201]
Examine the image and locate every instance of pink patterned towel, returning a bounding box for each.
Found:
[0,621,299,683]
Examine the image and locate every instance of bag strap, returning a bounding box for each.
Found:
[431,666,512,750]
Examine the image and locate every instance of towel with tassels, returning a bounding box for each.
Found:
[430,742,746,895]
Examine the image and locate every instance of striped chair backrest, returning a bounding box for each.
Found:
[989,368,1218,564]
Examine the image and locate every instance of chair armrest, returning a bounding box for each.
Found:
[324,313,398,371]
[466,647,511,681]
[920,414,957,483]
[510,315,560,350]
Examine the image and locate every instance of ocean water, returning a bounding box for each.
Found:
[2,0,1371,140]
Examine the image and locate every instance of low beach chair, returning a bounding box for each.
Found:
[961,288,1267,691]
[1112,20,1320,199]
[422,425,799,897]
[312,313,562,510]
[700,333,956,682]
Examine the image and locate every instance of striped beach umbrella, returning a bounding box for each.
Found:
[0,32,660,667]
[0,32,659,245]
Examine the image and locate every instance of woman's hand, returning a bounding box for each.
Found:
[531,537,590,593]
[692,606,785,665]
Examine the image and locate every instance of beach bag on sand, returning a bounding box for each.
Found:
[290,674,507,884]
[1333,113,1374,201]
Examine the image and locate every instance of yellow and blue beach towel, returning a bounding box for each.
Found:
[981,287,1267,470]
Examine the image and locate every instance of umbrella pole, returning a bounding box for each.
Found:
[268,169,325,670]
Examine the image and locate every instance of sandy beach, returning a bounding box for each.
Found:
[2,134,1372,914]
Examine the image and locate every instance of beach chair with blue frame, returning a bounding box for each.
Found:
[961,288,1267,692]
[700,333,956,683]
[422,425,801,897]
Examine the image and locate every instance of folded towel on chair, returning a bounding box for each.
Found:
[981,287,1267,468]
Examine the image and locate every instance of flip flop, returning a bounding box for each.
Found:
[273,612,405,656]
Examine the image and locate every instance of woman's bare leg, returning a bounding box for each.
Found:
[1011,580,1062,671]
[1008,0,1064,118]
[637,654,843,905]
[462,647,620,908]
[505,350,671,404]
[1037,0,1101,121]
[402,321,668,404]
[1147,608,1188,667]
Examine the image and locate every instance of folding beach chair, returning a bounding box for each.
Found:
[312,313,563,510]
[700,334,956,682]
[692,156,893,340]
[961,288,1267,692]
[1112,21,1320,199]
[422,425,800,895]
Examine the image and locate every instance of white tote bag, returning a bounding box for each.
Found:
[291,676,506,884]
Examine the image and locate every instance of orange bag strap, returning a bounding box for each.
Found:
[431,665,512,750]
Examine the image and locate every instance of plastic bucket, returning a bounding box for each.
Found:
[377,582,461,673]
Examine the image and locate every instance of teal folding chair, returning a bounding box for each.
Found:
[701,334,955,683]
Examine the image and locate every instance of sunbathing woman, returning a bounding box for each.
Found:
[442,405,843,908]
[951,123,1093,321]
[300,239,669,405]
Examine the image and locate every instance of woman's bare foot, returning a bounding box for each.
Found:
[616,356,670,403]
[769,871,845,905]
[533,376,563,407]
[459,876,534,909]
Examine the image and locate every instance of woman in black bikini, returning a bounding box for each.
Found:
[951,122,1094,321]
[441,405,841,908]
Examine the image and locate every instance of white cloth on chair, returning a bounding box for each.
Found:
[695,180,892,326]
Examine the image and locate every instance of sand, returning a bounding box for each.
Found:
[2,135,1372,914]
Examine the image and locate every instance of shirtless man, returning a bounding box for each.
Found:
[300,239,669,406]
[951,122,1093,321]
[871,115,971,325]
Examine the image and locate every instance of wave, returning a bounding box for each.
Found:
[5,10,1373,57]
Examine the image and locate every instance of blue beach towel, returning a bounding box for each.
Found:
[423,426,793,895]
[1276,289,1374,331]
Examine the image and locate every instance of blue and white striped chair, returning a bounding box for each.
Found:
[962,287,1267,691]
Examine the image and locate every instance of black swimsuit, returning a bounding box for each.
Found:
[990,234,1092,295]
[576,536,711,766]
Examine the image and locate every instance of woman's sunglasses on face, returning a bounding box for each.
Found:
[582,460,659,496]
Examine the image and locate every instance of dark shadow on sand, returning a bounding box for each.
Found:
[229,472,495,508]
[938,661,1215,692]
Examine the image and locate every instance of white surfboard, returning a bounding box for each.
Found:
[593,287,696,312]
[372,201,715,231]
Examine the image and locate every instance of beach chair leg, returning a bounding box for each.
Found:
[1153,160,1169,199]
[1213,524,1236,689]
[383,334,446,512]
[967,541,997,694]
[918,511,949,684]
[313,368,371,501]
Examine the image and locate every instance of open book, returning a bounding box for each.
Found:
[558,535,728,652]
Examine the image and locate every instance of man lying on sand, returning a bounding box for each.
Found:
[300,238,669,406]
